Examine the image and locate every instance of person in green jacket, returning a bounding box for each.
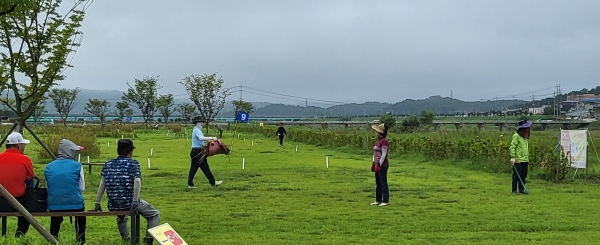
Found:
[509,120,531,194]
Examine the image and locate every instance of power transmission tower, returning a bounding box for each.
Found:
[240,83,243,100]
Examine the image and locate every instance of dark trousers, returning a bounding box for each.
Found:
[0,196,30,237]
[188,148,216,186]
[375,166,389,203]
[512,162,529,193]
[50,208,86,244]
[278,135,284,146]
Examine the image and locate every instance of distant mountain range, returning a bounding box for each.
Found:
[27,89,525,117]
[250,96,523,117]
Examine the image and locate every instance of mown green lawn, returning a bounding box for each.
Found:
[1,130,600,244]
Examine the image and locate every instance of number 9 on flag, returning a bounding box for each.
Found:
[236,111,250,123]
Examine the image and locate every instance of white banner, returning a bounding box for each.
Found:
[560,130,588,169]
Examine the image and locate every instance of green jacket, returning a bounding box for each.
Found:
[509,132,529,163]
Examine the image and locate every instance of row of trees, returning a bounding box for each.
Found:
[0,1,256,131]
[31,73,253,127]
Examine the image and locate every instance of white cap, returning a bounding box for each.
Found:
[7,132,30,145]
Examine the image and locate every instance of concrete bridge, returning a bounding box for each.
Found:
[261,120,591,131]
[430,120,591,131]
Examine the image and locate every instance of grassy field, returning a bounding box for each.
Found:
[2,129,600,244]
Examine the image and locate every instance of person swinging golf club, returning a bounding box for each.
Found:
[188,116,222,188]
[509,120,531,195]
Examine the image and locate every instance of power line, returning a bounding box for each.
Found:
[481,86,557,101]
[243,86,349,105]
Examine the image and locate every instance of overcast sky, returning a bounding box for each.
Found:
[59,0,600,106]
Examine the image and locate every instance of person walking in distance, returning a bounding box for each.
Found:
[509,120,532,195]
[188,116,222,188]
[94,139,160,245]
[277,123,287,147]
[370,124,390,207]
[44,139,87,244]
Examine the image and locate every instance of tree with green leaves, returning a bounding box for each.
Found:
[122,76,161,128]
[0,0,91,132]
[175,103,196,125]
[32,102,47,125]
[379,114,396,129]
[84,99,110,126]
[114,101,130,120]
[157,94,174,125]
[48,88,81,126]
[29,95,47,125]
[125,108,135,117]
[179,73,232,132]
[0,3,16,17]
[418,110,435,126]
[231,99,254,122]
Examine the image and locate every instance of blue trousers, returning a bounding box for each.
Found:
[375,166,389,203]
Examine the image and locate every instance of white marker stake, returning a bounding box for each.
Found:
[108,142,110,147]
[87,156,90,163]
[242,158,245,170]
[121,135,124,139]
[150,148,153,156]
[147,158,151,169]
[116,139,118,144]
[296,145,298,152]
[78,154,81,163]
[244,137,246,141]
[326,156,329,168]
[167,133,169,136]
[251,140,254,146]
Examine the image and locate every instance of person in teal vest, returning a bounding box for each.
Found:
[509,120,531,195]
[44,139,86,244]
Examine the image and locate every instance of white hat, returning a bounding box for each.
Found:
[7,132,30,145]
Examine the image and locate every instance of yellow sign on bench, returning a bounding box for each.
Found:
[148,223,187,245]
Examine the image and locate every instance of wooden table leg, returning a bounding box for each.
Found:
[1,216,6,236]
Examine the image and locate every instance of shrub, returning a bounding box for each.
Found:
[36,129,101,160]
[235,125,574,182]
[167,125,182,133]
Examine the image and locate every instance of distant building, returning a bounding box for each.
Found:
[566,94,600,101]
[528,105,550,115]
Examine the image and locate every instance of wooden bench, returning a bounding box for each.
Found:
[81,163,104,174]
[0,211,141,245]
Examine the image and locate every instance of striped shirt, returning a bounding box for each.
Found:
[101,156,141,210]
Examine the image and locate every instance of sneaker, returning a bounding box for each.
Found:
[379,202,390,207]
[188,186,197,189]
[370,202,380,206]
[214,180,223,186]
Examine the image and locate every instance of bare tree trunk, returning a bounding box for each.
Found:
[15,120,25,134]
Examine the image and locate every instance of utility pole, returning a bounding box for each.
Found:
[240,83,243,100]
[450,90,453,99]
[305,98,308,107]
[555,84,560,119]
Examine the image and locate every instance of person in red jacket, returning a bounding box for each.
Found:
[0,132,34,237]
[370,124,390,207]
